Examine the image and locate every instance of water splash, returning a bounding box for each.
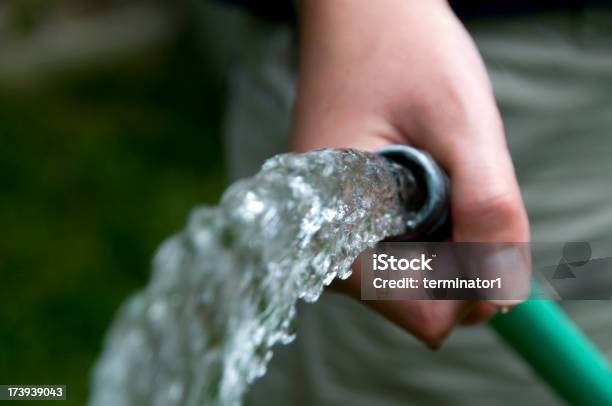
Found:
[89,148,418,406]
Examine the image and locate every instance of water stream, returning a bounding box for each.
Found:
[89,148,420,406]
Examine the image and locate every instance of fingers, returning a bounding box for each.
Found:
[366,299,475,349]
[334,263,480,349]
[460,301,497,325]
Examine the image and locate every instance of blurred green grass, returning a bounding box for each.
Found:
[0,30,226,405]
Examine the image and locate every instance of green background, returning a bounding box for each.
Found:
[0,18,227,404]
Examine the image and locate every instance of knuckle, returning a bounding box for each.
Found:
[460,191,525,225]
[453,188,530,241]
[476,192,521,219]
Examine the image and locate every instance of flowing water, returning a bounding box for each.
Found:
[89,148,420,406]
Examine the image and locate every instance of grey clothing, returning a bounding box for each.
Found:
[218,9,612,406]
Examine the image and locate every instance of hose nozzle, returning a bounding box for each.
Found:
[377,145,451,241]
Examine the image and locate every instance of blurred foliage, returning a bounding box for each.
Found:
[0,24,226,405]
[7,0,125,33]
[7,0,56,33]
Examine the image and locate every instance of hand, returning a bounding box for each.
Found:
[291,0,530,348]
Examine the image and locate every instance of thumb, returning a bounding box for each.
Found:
[448,140,531,307]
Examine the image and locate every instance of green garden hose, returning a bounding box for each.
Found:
[378,145,612,405]
[491,300,612,405]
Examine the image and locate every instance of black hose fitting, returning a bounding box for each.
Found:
[377,145,451,241]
